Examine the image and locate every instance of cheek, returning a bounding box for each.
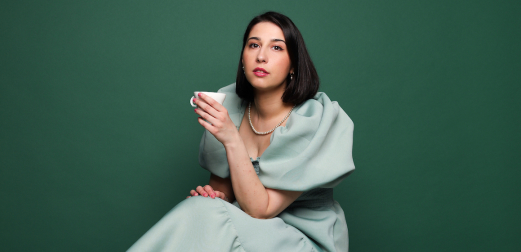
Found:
[274,56,292,73]
[242,51,254,66]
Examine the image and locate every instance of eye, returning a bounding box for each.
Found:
[249,43,259,49]
[273,45,283,51]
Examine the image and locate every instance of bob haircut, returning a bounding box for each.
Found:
[236,12,319,105]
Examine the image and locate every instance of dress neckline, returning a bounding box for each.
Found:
[236,100,301,164]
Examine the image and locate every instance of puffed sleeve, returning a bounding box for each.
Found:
[198,84,244,178]
[257,92,355,191]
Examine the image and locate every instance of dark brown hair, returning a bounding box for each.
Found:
[236,12,319,105]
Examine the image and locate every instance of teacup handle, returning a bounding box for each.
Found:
[190,96,196,107]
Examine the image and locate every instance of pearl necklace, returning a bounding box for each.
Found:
[248,103,295,135]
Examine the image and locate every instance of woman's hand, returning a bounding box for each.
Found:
[186,185,229,202]
[193,93,240,147]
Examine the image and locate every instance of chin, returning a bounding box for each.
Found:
[248,79,286,92]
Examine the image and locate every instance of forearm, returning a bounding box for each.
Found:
[224,134,271,218]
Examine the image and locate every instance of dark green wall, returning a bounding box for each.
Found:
[1,1,519,251]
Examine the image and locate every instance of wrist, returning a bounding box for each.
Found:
[223,131,243,150]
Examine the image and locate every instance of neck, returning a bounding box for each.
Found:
[252,84,293,120]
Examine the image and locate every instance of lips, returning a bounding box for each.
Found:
[253,67,269,77]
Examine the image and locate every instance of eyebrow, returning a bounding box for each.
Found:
[247,37,286,43]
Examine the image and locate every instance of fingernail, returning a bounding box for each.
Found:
[203,193,208,197]
[194,108,197,112]
[194,193,198,196]
[198,93,202,97]
[193,98,196,102]
[211,194,215,198]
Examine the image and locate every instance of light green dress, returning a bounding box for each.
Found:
[128,84,355,252]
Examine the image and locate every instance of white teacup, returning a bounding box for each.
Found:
[190,92,226,108]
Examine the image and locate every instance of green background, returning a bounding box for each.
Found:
[1,0,519,251]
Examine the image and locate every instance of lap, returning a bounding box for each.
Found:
[128,197,317,252]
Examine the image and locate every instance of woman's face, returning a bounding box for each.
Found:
[242,22,293,92]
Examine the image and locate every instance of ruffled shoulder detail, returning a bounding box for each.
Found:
[257,91,355,190]
[199,83,355,191]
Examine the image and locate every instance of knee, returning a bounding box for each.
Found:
[168,197,228,224]
[175,196,223,212]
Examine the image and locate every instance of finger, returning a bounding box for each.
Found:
[190,190,199,196]
[195,108,218,126]
[193,97,220,119]
[198,93,226,112]
[215,191,227,201]
[197,117,217,134]
[186,196,191,199]
[196,186,208,197]
[204,185,216,199]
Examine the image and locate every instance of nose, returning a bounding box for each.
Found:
[256,47,267,63]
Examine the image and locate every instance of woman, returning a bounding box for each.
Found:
[128,11,355,252]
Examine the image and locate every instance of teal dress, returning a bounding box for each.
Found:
[128,84,355,252]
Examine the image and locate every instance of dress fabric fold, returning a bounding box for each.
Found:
[128,83,355,252]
